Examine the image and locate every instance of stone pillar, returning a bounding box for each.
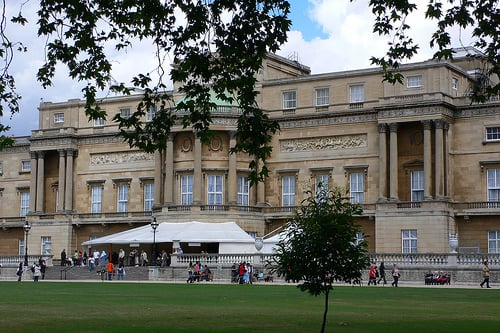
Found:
[227,132,237,205]
[193,136,202,205]
[29,151,38,213]
[389,123,399,201]
[256,159,266,206]
[164,134,175,205]
[65,149,74,211]
[422,120,432,199]
[36,151,45,212]
[378,123,388,200]
[154,150,162,207]
[435,119,445,198]
[57,149,66,212]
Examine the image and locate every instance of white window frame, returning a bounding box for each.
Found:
[349,84,364,103]
[411,170,424,201]
[315,174,329,201]
[117,184,128,213]
[486,127,500,142]
[207,175,223,205]
[237,176,249,206]
[282,175,295,207]
[20,191,29,217]
[349,172,365,204]
[41,236,52,256]
[487,169,500,201]
[181,175,193,205]
[488,230,500,254]
[21,160,31,172]
[144,183,154,211]
[91,185,102,214]
[282,91,297,109]
[120,107,131,119]
[315,87,329,106]
[54,113,64,124]
[146,105,156,122]
[93,118,105,127]
[402,229,417,253]
[407,75,423,88]
[451,77,459,91]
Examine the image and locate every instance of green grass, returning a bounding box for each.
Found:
[0,282,498,333]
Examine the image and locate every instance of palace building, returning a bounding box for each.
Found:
[1,47,499,262]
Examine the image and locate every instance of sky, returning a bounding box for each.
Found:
[1,0,475,137]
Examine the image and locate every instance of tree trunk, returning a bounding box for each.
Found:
[321,289,329,333]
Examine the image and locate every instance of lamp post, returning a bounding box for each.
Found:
[23,219,31,267]
[150,217,159,266]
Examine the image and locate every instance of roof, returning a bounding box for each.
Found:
[82,221,255,246]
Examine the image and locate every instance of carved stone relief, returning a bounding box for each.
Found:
[280,134,367,152]
[90,151,154,165]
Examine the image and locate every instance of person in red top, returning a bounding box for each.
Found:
[368,265,377,286]
[106,259,114,281]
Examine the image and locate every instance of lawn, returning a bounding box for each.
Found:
[0,281,498,333]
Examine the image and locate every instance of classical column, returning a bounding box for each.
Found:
[389,123,399,200]
[378,123,388,200]
[227,131,237,205]
[435,119,446,198]
[57,149,66,212]
[422,120,432,199]
[164,134,175,205]
[193,136,202,205]
[65,149,74,211]
[154,150,163,207]
[36,151,45,212]
[29,151,38,213]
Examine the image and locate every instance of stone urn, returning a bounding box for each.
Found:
[449,235,458,253]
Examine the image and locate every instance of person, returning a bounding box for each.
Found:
[106,259,114,281]
[100,250,107,267]
[39,258,47,280]
[16,262,23,282]
[118,248,125,265]
[187,262,194,283]
[368,265,377,286]
[88,256,95,271]
[377,261,387,285]
[32,262,41,282]
[60,249,67,266]
[117,262,125,280]
[140,250,148,266]
[246,263,253,284]
[391,264,400,287]
[480,260,491,288]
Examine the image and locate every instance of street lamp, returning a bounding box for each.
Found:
[23,219,31,267]
[150,217,159,266]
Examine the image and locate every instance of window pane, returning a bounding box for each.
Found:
[486,127,500,141]
[411,170,424,201]
[282,176,295,206]
[91,185,102,213]
[207,175,223,205]
[350,172,364,203]
[181,175,193,205]
[315,88,329,106]
[237,176,249,206]
[117,184,128,212]
[144,183,154,211]
[350,85,364,103]
[283,91,296,109]
[407,75,422,88]
[487,169,500,201]
[20,192,30,217]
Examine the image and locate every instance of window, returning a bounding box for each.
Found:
[146,106,156,122]
[93,118,105,127]
[487,169,500,201]
[21,160,31,172]
[237,176,249,206]
[0,161,2,175]
[349,84,364,103]
[19,239,24,256]
[117,184,128,212]
[451,77,459,91]
[411,170,424,201]
[407,75,423,88]
[315,174,329,201]
[207,175,223,205]
[282,175,295,206]
[349,172,364,204]
[20,192,29,217]
[402,229,417,253]
[120,107,131,119]
[488,231,500,253]
[282,91,297,109]
[41,236,52,255]
[486,127,500,142]
[54,113,64,123]
[181,175,193,205]
[315,87,329,106]
[144,183,154,211]
[91,185,102,213]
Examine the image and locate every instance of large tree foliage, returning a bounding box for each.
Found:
[270,188,369,333]
[366,0,499,102]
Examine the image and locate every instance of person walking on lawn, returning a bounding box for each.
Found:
[480,261,491,288]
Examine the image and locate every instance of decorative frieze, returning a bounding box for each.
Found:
[280,134,367,152]
[90,151,154,165]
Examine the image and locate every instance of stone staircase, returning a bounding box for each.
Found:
[44,265,150,281]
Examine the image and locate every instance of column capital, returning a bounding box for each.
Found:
[377,123,387,133]
[421,120,432,130]
[389,123,399,132]
[434,119,447,129]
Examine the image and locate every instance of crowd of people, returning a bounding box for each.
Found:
[367,262,400,287]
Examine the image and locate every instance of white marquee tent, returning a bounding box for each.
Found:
[82,221,259,254]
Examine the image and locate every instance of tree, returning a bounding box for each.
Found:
[270,187,369,333]
[366,0,499,102]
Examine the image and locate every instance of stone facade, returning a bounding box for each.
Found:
[1,50,500,262]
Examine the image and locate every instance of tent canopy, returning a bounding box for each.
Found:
[82,221,255,246]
